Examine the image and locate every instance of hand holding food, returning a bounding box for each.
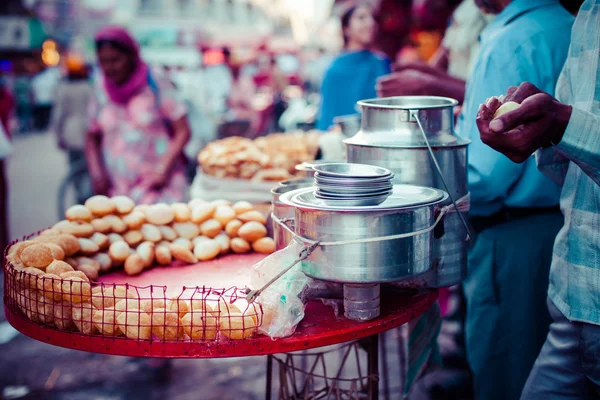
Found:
[477,82,573,163]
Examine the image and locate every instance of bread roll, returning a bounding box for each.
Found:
[61,221,95,238]
[191,204,216,224]
[172,222,201,240]
[111,195,135,214]
[252,237,276,254]
[109,241,130,263]
[171,203,191,222]
[155,245,172,265]
[37,273,63,301]
[102,215,127,234]
[181,310,218,340]
[136,241,155,268]
[493,101,521,119]
[65,205,94,222]
[91,253,112,272]
[53,301,75,330]
[90,218,112,234]
[88,232,107,249]
[75,264,99,281]
[213,206,236,226]
[193,239,221,261]
[145,203,175,225]
[77,238,100,255]
[157,225,177,241]
[40,228,60,237]
[122,210,146,230]
[92,307,120,336]
[173,237,193,250]
[230,238,251,254]
[166,297,190,317]
[123,230,143,247]
[20,267,45,289]
[74,256,100,271]
[200,219,222,238]
[46,260,74,276]
[151,308,184,340]
[238,221,268,243]
[220,311,257,340]
[237,210,267,225]
[21,244,54,269]
[45,243,65,261]
[72,302,97,334]
[214,233,230,255]
[141,224,162,243]
[232,201,254,215]
[124,253,145,276]
[54,234,81,256]
[61,277,92,303]
[188,198,207,209]
[85,195,116,217]
[116,309,152,340]
[59,270,89,282]
[169,244,198,264]
[107,233,125,245]
[53,220,71,231]
[225,220,243,238]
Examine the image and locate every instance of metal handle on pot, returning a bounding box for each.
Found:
[412,111,473,242]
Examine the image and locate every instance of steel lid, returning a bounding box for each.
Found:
[280,185,447,212]
[344,96,470,149]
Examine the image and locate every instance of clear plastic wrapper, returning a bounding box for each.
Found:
[250,240,312,339]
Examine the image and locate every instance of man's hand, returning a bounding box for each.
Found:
[476,82,572,163]
[376,70,435,98]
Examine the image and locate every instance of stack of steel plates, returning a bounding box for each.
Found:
[313,163,394,206]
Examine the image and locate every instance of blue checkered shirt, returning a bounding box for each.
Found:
[536,0,600,325]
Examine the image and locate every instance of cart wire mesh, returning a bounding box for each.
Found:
[4,234,263,344]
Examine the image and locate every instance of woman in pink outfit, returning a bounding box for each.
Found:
[86,25,191,204]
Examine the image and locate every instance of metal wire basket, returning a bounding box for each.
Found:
[4,235,263,344]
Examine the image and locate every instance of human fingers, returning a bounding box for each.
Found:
[506,82,542,104]
[489,93,549,133]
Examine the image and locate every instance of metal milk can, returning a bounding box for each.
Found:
[344,96,470,287]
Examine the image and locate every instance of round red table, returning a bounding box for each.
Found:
[4,252,438,398]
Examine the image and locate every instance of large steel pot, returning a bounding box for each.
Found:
[280,185,448,284]
[345,96,470,287]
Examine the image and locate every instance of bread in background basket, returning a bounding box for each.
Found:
[197,132,320,182]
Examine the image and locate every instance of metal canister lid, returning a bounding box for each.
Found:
[280,185,447,212]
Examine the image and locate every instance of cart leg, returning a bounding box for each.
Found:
[367,334,379,400]
[380,332,390,400]
[266,355,273,400]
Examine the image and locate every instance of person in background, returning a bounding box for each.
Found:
[377,0,492,104]
[452,1,573,399]
[317,3,390,131]
[31,66,60,131]
[49,55,93,204]
[86,25,191,204]
[475,3,598,398]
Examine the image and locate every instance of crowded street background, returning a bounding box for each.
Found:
[0,0,595,399]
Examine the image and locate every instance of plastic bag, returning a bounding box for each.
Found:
[250,239,312,339]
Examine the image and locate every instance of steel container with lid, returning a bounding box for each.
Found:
[344,96,470,287]
[280,184,448,284]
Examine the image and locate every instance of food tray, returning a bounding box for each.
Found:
[4,238,437,358]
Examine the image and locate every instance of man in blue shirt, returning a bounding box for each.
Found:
[457,1,574,399]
